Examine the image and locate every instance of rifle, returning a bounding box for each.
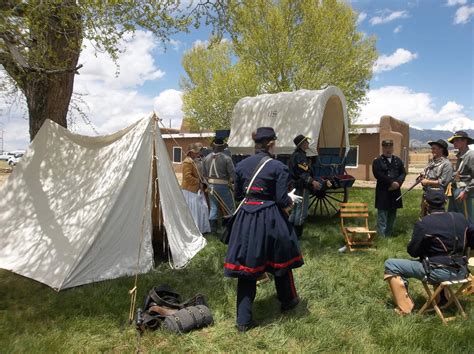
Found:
[396,173,423,201]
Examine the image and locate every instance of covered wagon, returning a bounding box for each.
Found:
[227,86,355,217]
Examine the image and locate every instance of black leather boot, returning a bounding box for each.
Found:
[210,220,218,234]
[294,225,303,239]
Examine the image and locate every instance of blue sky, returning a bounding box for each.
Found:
[0,0,473,151]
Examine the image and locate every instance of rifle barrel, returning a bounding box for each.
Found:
[396,179,421,201]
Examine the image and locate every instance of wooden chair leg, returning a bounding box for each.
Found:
[419,283,449,324]
[419,283,438,314]
[446,285,468,319]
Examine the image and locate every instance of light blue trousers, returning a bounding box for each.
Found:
[448,188,473,222]
[384,258,467,285]
[209,184,234,220]
[289,189,310,226]
[376,209,397,237]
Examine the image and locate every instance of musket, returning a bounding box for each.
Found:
[396,173,423,201]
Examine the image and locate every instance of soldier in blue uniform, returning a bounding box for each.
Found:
[288,134,321,238]
[383,188,472,314]
[372,139,406,237]
[224,127,304,332]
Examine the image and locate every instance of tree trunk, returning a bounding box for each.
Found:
[25,1,82,141]
[25,71,77,140]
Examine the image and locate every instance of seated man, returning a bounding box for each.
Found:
[383,187,472,314]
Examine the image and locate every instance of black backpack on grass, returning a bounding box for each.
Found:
[135,284,213,334]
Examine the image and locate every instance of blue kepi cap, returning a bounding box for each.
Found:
[254,127,277,143]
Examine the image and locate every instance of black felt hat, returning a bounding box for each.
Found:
[447,130,474,145]
[428,139,449,157]
[293,134,310,147]
[381,139,394,146]
[211,137,227,148]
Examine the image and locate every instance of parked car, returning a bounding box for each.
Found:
[0,152,15,161]
[8,153,24,166]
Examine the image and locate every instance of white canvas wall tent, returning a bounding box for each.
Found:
[228,86,349,156]
[0,116,206,291]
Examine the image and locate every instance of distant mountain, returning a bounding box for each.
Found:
[409,127,474,148]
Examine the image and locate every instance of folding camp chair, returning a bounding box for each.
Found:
[418,248,472,325]
[339,203,377,252]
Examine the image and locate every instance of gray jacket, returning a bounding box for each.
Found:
[424,156,453,189]
[203,152,235,182]
[454,149,474,194]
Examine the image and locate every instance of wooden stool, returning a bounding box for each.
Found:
[418,278,470,325]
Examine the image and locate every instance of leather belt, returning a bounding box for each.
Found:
[208,178,229,185]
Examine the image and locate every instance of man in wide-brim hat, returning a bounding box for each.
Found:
[447,130,474,221]
[287,134,321,238]
[417,139,453,216]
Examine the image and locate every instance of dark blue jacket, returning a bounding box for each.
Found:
[288,148,314,193]
[372,154,406,209]
[407,212,471,267]
[235,151,292,212]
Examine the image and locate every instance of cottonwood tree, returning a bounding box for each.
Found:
[0,1,228,140]
[181,0,377,129]
[181,40,258,130]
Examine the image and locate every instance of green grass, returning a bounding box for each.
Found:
[0,188,472,352]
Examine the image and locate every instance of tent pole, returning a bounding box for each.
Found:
[128,116,158,325]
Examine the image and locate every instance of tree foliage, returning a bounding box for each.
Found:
[181,40,258,130]
[0,0,227,140]
[181,0,377,129]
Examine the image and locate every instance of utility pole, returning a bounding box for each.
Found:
[0,123,4,154]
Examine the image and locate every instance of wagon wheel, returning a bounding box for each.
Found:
[309,187,349,217]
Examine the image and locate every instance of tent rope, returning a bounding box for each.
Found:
[128,116,158,325]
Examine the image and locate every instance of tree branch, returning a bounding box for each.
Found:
[1,33,83,75]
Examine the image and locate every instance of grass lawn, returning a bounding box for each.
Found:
[0,188,472,352]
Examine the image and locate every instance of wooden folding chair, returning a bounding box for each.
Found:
[418,248,472,325]
[339,203,377,252]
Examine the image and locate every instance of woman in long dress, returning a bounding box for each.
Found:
[181,143,211,234]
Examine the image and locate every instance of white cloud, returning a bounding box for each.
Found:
[393,25,402,33]
[356,86,473,129]
[454,5,474,24]
[80,30,165,89]
[434,117,474,131]
[446,0,467,6]
[356,12,367,25]
[153,89,184,129]
[370,10,409,25]
[169,39,183,51]
[373,48,418,73]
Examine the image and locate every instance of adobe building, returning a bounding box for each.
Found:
[347,115,409,181]
[159,114,214,173]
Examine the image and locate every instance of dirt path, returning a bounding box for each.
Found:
[354,173,422,189]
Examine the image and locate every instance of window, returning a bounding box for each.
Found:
[345,146,359,168]
[173,146,182,163]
